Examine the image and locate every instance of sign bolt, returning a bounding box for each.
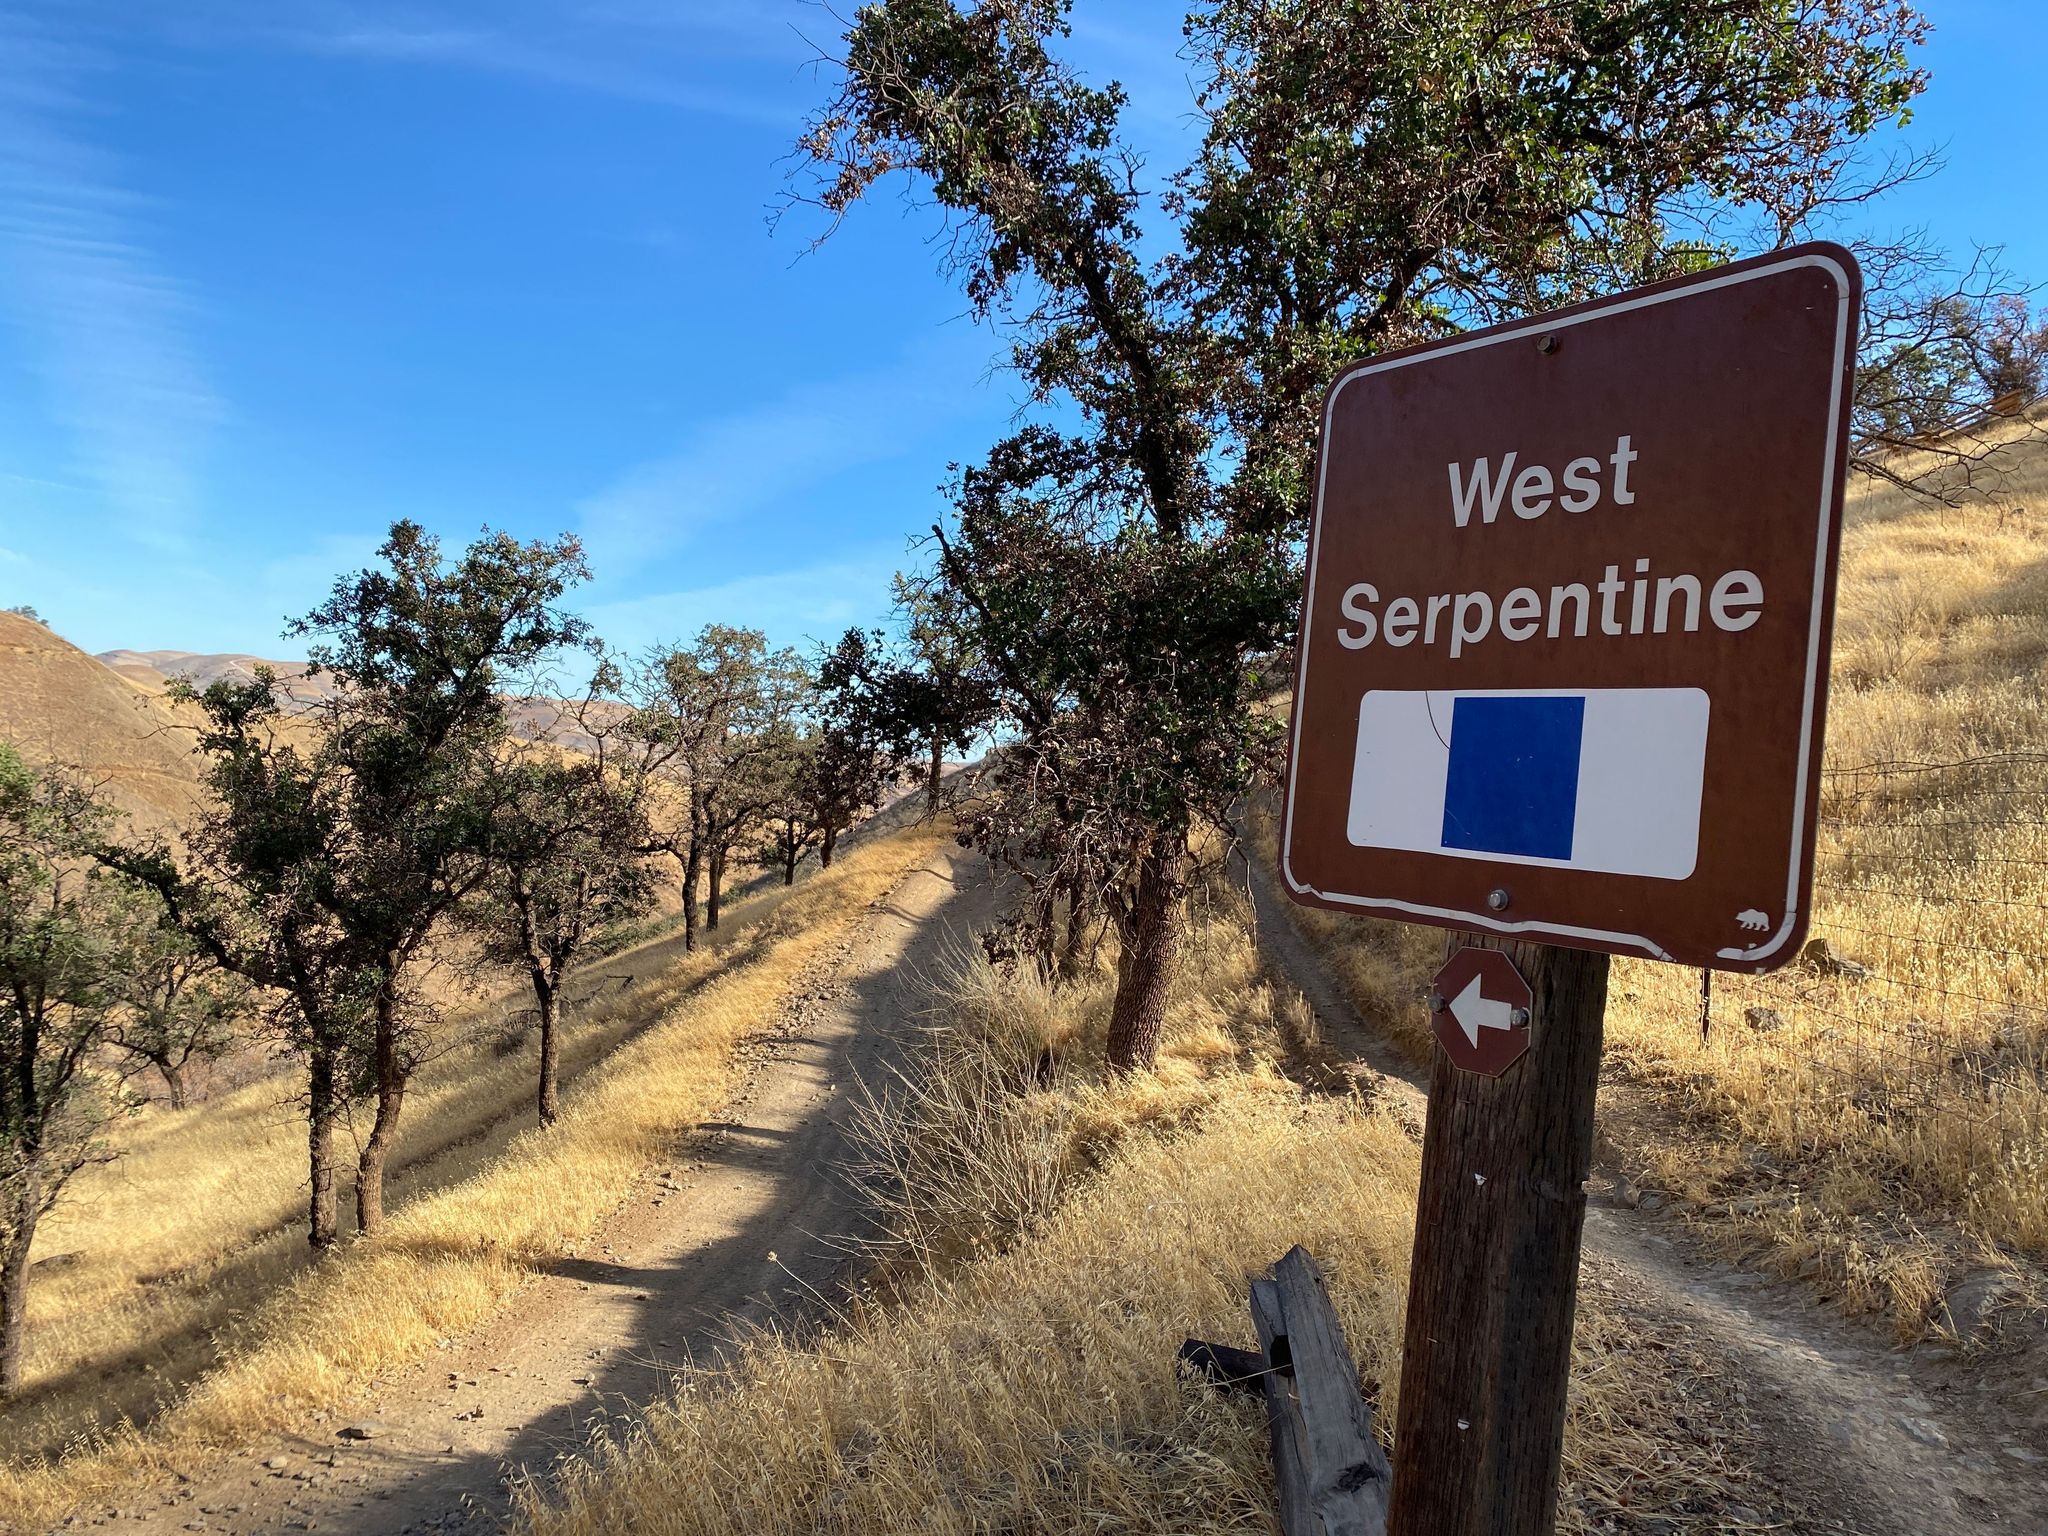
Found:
[1537,333,1559,354]
[1487,887,1510,911]
[1511,1007,1531,1028]
[1428,991,1446,1014]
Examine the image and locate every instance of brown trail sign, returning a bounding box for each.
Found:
[1281,245,1860,973]
[1275,244,1860,1536]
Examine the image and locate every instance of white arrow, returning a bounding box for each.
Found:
[1448,975,1519,1049]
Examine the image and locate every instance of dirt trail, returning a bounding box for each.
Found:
[116,848,990,1536]
[1240,850,2048,1536]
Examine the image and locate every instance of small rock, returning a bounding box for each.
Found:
[2000,1445,2042,1464]
[1723,1504,1764,1526]
[1899,1416,1948,1448]
[1939,1269,2021,1338]
[1743,1006,1784,1033]
[263,1458,290,1471]
[1801,937,1870,979]
[338,1421,386,1441]
[1637,1191,1669,1214]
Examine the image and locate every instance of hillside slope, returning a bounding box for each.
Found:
[0,612,207,833]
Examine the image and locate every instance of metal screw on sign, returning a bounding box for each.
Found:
[1487,888,1510,912]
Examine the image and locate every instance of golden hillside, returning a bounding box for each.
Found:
[0,612,208,834]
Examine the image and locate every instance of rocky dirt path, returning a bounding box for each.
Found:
[1240,850,2048,1536]
[112,848,990,1536]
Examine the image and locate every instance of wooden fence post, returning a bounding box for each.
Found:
[1248,1246,1393,1536]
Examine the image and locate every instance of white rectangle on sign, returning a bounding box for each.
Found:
[1346,688,1710,880]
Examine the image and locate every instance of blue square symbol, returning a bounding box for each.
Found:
[1441,695,1584,861]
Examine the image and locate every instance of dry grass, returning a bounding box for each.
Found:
[0,826,942,1529]
[521,886,1761,1536]
[1602,416,2048,1329]
[1257,410,2048,1334]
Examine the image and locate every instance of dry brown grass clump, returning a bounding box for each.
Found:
[522,887,1759,1536]
[0,827,942,1529]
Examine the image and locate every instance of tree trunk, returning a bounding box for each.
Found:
[160,1059,190,1110]
[355,993,406,1236]
[308,1045,340,1250]
[533,969,561,1128]
[820,822,837,870]
[0,1166,41,1400]
[707,846,725,931]
[1104,842,1187,1073]
[1059,871,1089,980]
[925,735,944,815]
[782,839,798,886]
[680,839,702,954]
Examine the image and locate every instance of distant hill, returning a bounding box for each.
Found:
[96,648,340,709]
[99,647,619,753]
[0,614,208,834]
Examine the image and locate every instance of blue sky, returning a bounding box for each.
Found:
[0,1,2039,663]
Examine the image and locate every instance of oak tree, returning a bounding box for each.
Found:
[0,746,141,1397]
[798,0,1933,1070]
[133,523,592,1245]
[467,733,655,1127]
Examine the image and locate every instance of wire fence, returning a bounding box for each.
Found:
[1693,750,2048,1181]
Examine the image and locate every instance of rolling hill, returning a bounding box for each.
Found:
[0,612,209,833]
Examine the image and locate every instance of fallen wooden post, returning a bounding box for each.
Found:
[1176,1337,1266,1397]
[1185,1245,1392,1536]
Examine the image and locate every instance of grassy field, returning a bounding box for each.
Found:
[0,825,942,1528]
[1261,411,2048,1334]
[521,886,1760,1536]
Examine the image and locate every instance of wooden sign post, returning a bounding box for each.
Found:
[1387,936,1607,1536]
[1276,246,1862,1535]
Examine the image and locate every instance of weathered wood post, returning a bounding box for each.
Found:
[1385,936,1608,1536]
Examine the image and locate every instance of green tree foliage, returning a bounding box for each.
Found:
[821,618,986,818]
[755,729,832,887]
[798,0,1931,1070]
[630,627,806,946]
[100,902,247,1110]
[129,522,593,1246]
[0,746,142,1398]
[467,712,657,1128]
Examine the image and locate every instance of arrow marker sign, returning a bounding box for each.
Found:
[1430,947,1534,1076]
[1447,974,1518,1048]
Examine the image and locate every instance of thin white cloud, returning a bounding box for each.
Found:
[0,13,221,549]
[146,0,812,122]
[582,545,909,658]
[574,335,991,579]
